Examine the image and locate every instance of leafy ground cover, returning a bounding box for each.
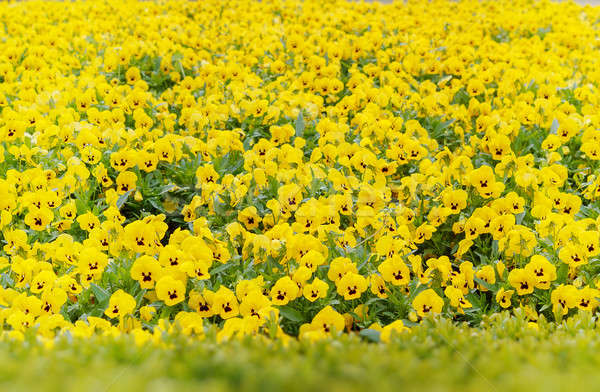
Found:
[3,313,600,392]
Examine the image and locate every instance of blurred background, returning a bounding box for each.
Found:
[365,0,600,4]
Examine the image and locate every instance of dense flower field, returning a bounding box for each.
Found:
[1,0,600,347]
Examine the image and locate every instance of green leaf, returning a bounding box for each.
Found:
[148,199,164,213]
[116,189,134,209]
[295,111,305,137]
[90,283,111,306]
[473,276,494,292]
[171,52,184,62]
[213,195,228,216]
[214,151,244,176]
[159,184,176,194]
[359,328,381,343]
[211,263,235,275]
[550,118,559,134]
[134,289,147,307]
[557,262,568,283]
[279,306,304,323]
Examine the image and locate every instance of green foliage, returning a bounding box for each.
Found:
[3,312,600,392]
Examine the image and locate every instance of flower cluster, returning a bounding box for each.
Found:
[0,0,600,345]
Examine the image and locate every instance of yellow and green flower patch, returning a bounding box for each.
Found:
[0,0,600,351]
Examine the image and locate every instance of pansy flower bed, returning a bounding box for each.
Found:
[0,0,600,347]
